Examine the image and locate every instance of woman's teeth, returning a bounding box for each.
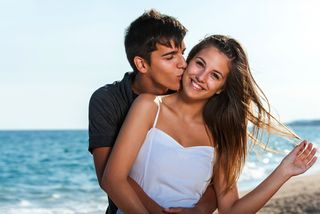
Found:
[191,80,203,90]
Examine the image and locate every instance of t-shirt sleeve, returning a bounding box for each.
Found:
[88,88,118,153]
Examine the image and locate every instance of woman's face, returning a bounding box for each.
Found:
[182,46,230,100]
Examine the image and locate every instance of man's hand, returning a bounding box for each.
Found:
[163,207,207,214]
[163,184,217,213]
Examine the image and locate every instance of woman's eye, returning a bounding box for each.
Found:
[211,73,220,80]
[196,61,204,67]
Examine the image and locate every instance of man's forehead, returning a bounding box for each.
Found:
[155,40,186,51]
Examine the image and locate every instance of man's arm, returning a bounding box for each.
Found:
[164,184,217,214]
[92,147,111,187]
[194,185,217,214]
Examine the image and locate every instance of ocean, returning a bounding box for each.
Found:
[0,126,319,213]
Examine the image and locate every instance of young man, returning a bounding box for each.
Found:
[89,9,216,213]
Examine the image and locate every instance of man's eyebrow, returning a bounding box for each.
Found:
[161,47,186,57]
[161,51,178,57]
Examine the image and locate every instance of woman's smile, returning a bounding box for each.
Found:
[190,78,205,91]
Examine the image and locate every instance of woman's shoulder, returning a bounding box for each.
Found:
[134,94,169,106]
[136,93,157,101]
[134,93,157,104]
[130,94,160,113]
[128,94,162,127]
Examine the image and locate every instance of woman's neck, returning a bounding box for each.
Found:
[168,92,207,122]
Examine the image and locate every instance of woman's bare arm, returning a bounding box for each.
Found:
[214,141,317,214]
[101,94,159,214]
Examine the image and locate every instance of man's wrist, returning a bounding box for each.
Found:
[193,204,207,214]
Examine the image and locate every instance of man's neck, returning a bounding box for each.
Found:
[131,73,168,95]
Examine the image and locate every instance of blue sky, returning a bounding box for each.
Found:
[1,0,319,129]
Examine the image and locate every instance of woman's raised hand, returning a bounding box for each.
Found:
[280,140,317,177]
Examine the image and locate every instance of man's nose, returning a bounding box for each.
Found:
[177,55,187,69]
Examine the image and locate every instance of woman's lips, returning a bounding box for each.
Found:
[191,79,204,91]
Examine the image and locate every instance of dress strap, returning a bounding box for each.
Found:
[152,96,162,128]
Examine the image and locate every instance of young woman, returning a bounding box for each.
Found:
[103,35,317,214]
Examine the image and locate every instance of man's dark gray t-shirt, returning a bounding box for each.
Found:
[88,72,138,214]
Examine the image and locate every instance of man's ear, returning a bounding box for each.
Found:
[133,56,149,74]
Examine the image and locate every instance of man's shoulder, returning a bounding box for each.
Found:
[90,72,134,105]
[91,83,117,99]
[89,84,119,108]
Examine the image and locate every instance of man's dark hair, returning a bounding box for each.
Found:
[124,9,187,72]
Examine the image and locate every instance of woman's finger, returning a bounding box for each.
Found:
[292,140,307,156]
[299,142,313,160]
[295,141,308,159]
[305,142,313,154]
[305,147,317,164]
[306,156,317,169]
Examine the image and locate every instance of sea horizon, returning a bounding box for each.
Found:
[2,118,319,131]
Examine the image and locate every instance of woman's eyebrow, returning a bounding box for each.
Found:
[212,69,223,78]
[196,56,206,65]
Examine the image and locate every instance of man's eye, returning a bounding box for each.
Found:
[165,55,174,60]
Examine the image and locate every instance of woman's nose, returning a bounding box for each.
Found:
[196,71,207,82]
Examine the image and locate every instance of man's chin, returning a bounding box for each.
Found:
[168,87,179,93]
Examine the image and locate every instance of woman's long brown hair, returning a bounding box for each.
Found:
[187,35,301,194]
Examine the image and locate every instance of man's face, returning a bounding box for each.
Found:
[146,41,187,93]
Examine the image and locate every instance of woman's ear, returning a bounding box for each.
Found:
[216,89,223,95]
[133,56,149,74]
[216,84,226,94]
